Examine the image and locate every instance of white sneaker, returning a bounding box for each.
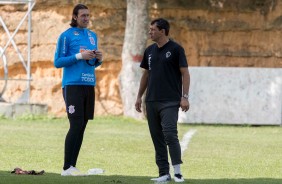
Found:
[61,166,87,176]
[151,174,171,182]
[87,168,104,175]
[174,173,184,182]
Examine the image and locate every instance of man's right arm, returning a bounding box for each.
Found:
[54,34,78,68]
[135,70,148,113]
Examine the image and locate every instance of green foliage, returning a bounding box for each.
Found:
[0,116,281,184]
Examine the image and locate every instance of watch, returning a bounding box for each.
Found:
[182,94,189,100]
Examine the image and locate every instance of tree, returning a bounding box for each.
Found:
[119,0,149,119]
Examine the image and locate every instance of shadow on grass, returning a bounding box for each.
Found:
[0,170,281,184]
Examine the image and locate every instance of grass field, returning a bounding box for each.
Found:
[0,116,281,184]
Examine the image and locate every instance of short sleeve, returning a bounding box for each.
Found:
[178,46,188,67]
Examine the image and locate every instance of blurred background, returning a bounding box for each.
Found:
[0,0,281,124]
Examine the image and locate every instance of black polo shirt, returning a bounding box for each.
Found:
[140,40,188,102]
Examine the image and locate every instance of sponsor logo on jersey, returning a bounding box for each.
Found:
[73,31,79,36]
[79,46,88,53]
[68,105,75,114]
[80,46,96,53]
[81,73,95,82]
[166,51,171,58]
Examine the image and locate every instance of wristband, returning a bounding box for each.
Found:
[75,53,83,60]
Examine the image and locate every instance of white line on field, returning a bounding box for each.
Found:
[180,129,197,155]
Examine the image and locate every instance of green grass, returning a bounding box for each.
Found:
[0,116,281,184]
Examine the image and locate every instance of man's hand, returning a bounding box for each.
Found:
[180,97,190,112]
[95,50,103,61]
[135,97,142,113]
[81,50,96,60]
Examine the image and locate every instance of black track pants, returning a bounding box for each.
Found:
[146,101,183,176]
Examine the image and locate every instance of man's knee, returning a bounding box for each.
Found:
[163,130,179,145]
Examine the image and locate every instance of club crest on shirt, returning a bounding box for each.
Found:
[89,37,95,45]
[68,105,75,114]
[166,51,171,58]
[73,31,79,36]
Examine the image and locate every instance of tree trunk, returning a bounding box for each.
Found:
[119,0,149,119]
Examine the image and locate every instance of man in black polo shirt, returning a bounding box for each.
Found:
[135,18,190,183]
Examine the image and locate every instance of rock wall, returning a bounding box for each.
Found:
[0,0,281,117]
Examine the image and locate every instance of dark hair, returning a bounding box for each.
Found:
[151,18,170,36]
[70,4,88,27]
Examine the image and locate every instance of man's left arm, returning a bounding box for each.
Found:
[92,34,103,68]
[94,50,103,68]
[180,67,190,112]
